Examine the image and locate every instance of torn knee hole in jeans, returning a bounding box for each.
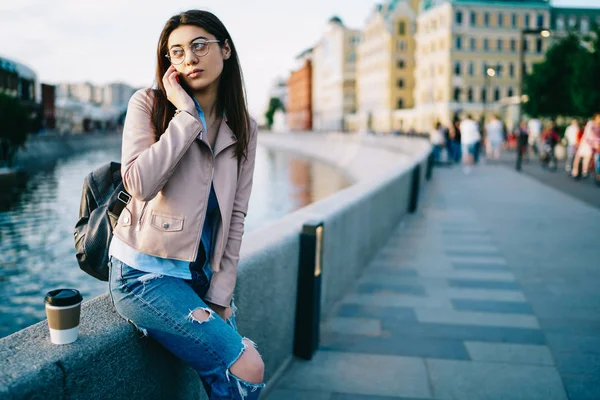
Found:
[186,307,215,324]
[225,338,264,399]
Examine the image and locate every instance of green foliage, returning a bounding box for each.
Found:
[524,29,600,118]
[264,97,285,129]
[0,93,31,166]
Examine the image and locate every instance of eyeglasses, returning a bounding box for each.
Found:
[165,39,220,65]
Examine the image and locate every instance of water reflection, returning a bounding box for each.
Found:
[0,144,350,337]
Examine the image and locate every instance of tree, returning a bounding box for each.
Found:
[571,29,600,116]
[0,94,31,167]
[264,97,285,129]
[524,29,600,118]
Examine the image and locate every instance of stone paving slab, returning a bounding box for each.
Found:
[426,358,567,400]
[274,351,431,399]
[464,341,554,366]
[267,164,600,400]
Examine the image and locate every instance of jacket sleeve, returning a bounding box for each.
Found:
[121,89,203,202]
[204,120,258,307]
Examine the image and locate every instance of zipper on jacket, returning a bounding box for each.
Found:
[136,202,148,231]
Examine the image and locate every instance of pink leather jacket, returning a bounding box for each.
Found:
[113,89,257,307]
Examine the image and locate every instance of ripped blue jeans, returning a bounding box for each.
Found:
[108,256,264,400]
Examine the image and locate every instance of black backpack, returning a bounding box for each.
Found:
[74,162,131,281]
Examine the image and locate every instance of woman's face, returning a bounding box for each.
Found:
[166,25,231,92]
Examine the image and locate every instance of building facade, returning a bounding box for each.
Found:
[312,17,360,132]
[412,0,551,132]
[287,48,313,131]
[353,0,419,133]
[551,6,600,36]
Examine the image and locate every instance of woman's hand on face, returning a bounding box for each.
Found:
[163,65,195,113]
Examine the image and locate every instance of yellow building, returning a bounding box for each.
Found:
[312,17,360,132]
[412,0,551,131]
[352,0,419,133]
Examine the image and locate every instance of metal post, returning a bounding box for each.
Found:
[294,220,324,360]
[408,165,421,213]
[516,30,525,171]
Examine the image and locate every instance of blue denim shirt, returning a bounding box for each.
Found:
[109,100,219,279]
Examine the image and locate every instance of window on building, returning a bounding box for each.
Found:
[494,87,500,101]
[498,13,504,27]
[399,21,406,35]
[397,40,406,51]
[483,38,489,51]
[497,38,503,51]
[557,16,565,31]
[581,17,589,32]
[481,87,487,102]
[508,87,514,97]
[454,87,462,101]
[456,10,463,25]
[454,61,462,76]
[469,62,474,76]
[470,37,476,50]
[484,12,490,27]
[523,38,528,51]
[397,79,405,88]
[471,11,477,26]
[482,61,488,76]
[397,59,405,69]
[397,98,404,109]
[510,38,516,51]
[568,15,577,29]
[509,62,515,77]
[537,13,544,28]
[525,14,530,28]
[456,36,462,49]
[512,13,517,28]
[467,87,473,102]
[348,52,356,62]
[536,38,543,53]
[496,63,502,77]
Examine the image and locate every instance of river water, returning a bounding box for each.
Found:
[0,145,350,338]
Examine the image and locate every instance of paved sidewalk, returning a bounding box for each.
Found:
[267,163,600,400]
[493,150,600,210]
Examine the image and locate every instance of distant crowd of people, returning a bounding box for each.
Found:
[428,112,600,181]
[429,113,505,174]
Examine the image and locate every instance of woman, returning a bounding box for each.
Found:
[564,119,579,173]
[429,121,445,163]
[485,114,504,160]
[572,113,600,179]
[108,10,265,399]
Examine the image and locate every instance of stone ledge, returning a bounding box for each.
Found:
[1,132,431,399]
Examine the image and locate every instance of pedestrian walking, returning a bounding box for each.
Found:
[107,10,265,399]
[485,114,504,160]
[564,119,579,173]
[459,114,481,174]
[572,113,600,179]
[430,122,445,164]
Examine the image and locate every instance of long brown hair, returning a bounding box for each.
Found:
[151,10,250,162]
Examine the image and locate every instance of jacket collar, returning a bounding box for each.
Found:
[213,119,237,157]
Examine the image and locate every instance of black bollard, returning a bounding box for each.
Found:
[293,221,324,360]
[408,165,421,213]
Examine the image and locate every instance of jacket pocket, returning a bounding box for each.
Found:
[150,211,184,232]
[117,208,132,227]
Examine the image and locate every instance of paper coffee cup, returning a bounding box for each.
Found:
[44,289,83,345]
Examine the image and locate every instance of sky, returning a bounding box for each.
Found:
[1,0,598,119]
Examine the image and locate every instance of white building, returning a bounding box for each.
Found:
[312,17,360,132]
